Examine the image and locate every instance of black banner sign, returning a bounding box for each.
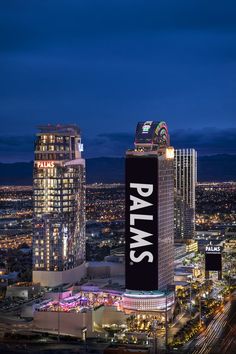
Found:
[125,156,158,291]
[205,246,222,272]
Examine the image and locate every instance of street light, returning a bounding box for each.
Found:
[165,292,168,351]
[57,285,62,343]
[150,318,158,354]
[198,289,206,327]
[199,294,202,327]
[189,276,193,317]
[228,270,231,288]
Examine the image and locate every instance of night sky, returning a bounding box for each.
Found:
[0,1,236,161]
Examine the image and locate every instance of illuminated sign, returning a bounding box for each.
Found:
[78,143,84,152]
[142,121,153,134]
[129,183,154,264]
[205,245,222,271]
[206,246,221,253]
[166,147,174,159]
[36,161,55,168]
[125,156,158,291]
[135,121,169,147]
[63,226,68,258]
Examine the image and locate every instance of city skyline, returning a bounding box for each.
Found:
[0,118,235,353]
[0,2,236,353]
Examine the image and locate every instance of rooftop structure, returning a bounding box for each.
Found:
[37,124,80,135]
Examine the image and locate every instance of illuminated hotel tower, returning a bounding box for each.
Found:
[174,149,197,240]
[125,122,174,294]
[32,125,86,285]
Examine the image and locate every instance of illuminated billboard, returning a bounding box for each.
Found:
[125,156,158,291]
[135,121,169,147]
[35,161,55,168]
[205,245,222,272]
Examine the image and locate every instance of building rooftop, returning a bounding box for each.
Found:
[36,290,122,313]
[37,124,80,135]
[124,289,172,297]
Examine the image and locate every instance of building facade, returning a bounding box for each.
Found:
[174,149,197,240]
[33,125,86,279]
[125,121,174,293]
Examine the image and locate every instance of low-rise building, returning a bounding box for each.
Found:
[174,243,186,260]
[33,290,127,338]
[186,240,198,254]
[224,239,236,253]
[6,282,41,300]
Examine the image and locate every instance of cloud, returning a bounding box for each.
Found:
[0,136,34,162]
[0,136,34,150]
[171,128,236,155]
[0,128,236,162]
[85,133,133,158]
[85,128,236,157]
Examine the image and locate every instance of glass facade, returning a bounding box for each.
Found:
[33,125,86,272]
[157,157,174,290]
[122,291,175,312]
[174,149,197,240]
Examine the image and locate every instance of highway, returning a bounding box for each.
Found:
[185,292,236,354]
[209,293,236,354]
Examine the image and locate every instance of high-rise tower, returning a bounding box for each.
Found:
[174,149,197,240]
[32,125,86,286]
[123,122,175,314]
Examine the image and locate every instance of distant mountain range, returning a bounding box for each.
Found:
[0,154,235,185]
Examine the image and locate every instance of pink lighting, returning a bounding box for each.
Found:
[36,291,122,313]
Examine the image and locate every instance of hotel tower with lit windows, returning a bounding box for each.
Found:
[122,121,175,316]
[32,125,86,286]
[174,148,197,240]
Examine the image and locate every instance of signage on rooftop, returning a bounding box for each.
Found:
[205,245,222,271]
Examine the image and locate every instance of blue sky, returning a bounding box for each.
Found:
[0,1,236,161]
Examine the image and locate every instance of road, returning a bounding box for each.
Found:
[184,292,236,354]
[209,293,236,354]
[0,297,40,337]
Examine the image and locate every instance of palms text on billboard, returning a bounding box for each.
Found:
[205,246,222,272]
[125,156,158,291]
